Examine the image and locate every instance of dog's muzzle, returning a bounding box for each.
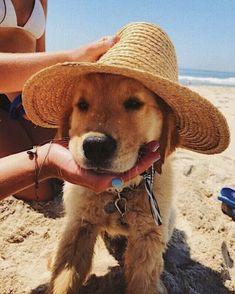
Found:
[83,134,117,168]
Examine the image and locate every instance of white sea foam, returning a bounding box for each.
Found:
[179,75,235,86]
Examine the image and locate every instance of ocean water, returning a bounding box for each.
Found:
[179,68,235,87]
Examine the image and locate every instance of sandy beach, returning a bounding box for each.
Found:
[0,85,235,294]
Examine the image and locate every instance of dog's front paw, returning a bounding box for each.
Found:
[48,267,80,294]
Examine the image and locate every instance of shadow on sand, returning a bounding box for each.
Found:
[31,228,232,294]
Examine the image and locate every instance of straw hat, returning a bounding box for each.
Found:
[22,22,230,154]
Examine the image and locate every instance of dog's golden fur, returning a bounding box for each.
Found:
[48,73,179,294]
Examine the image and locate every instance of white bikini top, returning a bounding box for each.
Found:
[0,0,46,39]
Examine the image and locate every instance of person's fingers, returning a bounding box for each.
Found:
[145,140,160,152]
[88,35,120,61]
[120,149,161,183]
[70,35,119,62]
[97,35,119,49]
[89,142,161,192]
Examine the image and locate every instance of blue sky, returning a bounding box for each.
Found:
[46,0,235,72]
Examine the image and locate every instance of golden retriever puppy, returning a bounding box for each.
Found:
[48,73,179,294]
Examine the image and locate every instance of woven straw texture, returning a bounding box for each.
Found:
[22,22,230,154]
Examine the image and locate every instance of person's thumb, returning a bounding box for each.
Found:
[90,35,120,60]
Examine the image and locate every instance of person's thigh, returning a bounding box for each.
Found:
[0,109,32,157]
[19,118,56,146]
[0,109,55,200]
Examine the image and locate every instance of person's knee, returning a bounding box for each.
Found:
[14,180,55,201]
[0,108,34,156]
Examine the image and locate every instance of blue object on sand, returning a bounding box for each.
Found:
[218,187,235,209]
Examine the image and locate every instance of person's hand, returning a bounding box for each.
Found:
[43,141,160,193]
[68,35,119,63]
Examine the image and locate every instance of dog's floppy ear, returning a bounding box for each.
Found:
[56,106,73,141]
[154,95,179,173]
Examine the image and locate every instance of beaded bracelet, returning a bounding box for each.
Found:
[26,142,52,200]
[27,147,39,199]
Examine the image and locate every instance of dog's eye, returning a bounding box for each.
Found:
[77,98,89,112]
[123,97,144,110]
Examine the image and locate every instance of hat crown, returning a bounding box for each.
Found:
[98,22,178,82]
[22,22,229,155]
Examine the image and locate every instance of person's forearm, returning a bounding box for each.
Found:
[0,36,119,93]
[0,145,52,200]
[0,51,70,93]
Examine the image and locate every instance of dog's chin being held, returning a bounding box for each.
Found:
[48,73,178,294]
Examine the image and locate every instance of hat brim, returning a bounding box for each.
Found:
[22,62,230,154]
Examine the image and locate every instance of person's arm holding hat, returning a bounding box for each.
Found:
[0,36,119,93]
[0,141,160,200]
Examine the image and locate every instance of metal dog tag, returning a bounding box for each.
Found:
[115,197,127,217]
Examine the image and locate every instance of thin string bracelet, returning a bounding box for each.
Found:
[27,141,53,200]
[27,147,39,200]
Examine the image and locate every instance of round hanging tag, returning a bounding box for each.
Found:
[111,178,123,189]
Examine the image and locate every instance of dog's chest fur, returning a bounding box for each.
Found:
[63,158,174,238]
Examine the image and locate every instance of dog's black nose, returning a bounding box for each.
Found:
[83,135,117,166]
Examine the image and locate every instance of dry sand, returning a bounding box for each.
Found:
[0,85,235,294]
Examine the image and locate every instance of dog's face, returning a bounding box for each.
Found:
[60,73,178,174]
